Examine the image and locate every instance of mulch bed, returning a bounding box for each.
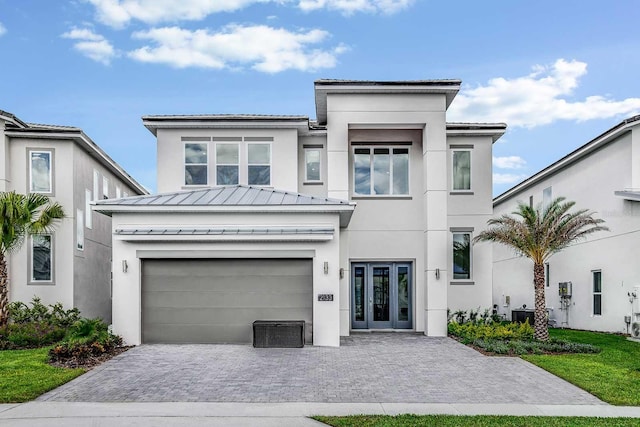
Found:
[48,346,133,370]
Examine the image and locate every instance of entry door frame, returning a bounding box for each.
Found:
[351,261,413,330]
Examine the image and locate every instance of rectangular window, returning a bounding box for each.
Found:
[305,148,321,182]
[353,147,409,196]
[543,186,552,212]
[215,143,239,185]
[116,186,121,199]
[185,143,208,186]
[102,176,109,199]
[248,143,271,186]
[31,235,52,282]
[545,263,550,287]
[452,232,472,280]
[76,209,84,251]
[93,170,100,201]
[85,189,92,229]
[593,270,602,315]
[29,151,52,193]
[452,150,471,191]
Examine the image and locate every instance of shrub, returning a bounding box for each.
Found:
[49,318,123,364]
[8,297,80,327]
[448,320,534,342]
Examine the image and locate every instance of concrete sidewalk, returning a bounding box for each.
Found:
[1,402,640,426]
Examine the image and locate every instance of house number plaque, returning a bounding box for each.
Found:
[318,294,334,301]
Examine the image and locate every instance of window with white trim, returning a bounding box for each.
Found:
[31,234,53,283]
[76,209,84,251]
[93,170,100,201]
[116,186,121,199]
[545,262,550,287]
[593,270,602,316]
[102,176,109,199]
[452,232,472,280]
[452,150,471,191]
[185,143,208,186]
[29,150,52,193]
[248,143,271,186]
[304,148,321,182]
[543,186,552,213]
[353,147,409,196]
[85,189,92,229]
[215,143,239,185]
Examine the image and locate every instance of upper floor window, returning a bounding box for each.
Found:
[353,147,409,196]
[543,186,552,212]
[76,209,84,251]
[102,176,109,199]
[593,270,602,316]
[452,231,472,281]
[215,143,239,185]
[452,150,471,191]
[248,143,271,186]
[85,189,92,229]
[31,234,53,283]
[93,170,100,201]
[185,143,208,186]
[29,151,52,193]
[305,148,321,182]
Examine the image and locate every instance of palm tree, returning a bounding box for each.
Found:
[0,192,65,325]
[474,197,608,341]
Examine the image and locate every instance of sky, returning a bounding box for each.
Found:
[1,0,639,196]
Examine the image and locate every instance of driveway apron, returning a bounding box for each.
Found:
[38,334,603,404]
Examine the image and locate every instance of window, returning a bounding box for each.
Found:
[305,148,321,182]
[29,151,52,193]
[452,232,472,280]
[248,143,271,186]
[31,235,52,282]
[116,186,121,199]
[545,263,550,287]
[353,147,409,196]
[93,170,100,201]
[76,209,84,251]
[102,176,109,199]
[593,270,602,315]
[185,143,208,186]
[215,143,239,185]
[452,150,471,191]
[85,189,92,229]
[543,186,552,213]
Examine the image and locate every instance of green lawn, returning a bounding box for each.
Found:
[0,347,84,403]
[522,329,640,406]
[314,415,640,426]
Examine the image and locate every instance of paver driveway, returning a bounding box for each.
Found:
[39,333,603,404]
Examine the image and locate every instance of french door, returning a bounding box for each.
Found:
[351,262,412,329]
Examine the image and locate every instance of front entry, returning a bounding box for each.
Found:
[351,262,412,329]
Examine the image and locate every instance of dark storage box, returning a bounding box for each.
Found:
[253,320,305,348]
[511,309,535,324]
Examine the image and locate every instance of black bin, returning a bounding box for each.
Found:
[253,320,305,348]
[511,309,535,324]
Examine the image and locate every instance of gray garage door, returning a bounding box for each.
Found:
[142,258,313,344]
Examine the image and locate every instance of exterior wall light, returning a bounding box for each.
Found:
[122,260,128,273]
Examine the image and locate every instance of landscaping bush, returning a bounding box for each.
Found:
[49,318,123,366]
[8,297,80,327]
[448,320,534,342]
[471,337,600,355]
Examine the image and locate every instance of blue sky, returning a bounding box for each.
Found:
[1,0,639,195]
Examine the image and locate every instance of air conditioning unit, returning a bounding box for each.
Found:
[632,322,640,338]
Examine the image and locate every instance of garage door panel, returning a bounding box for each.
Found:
[142,259,313,344]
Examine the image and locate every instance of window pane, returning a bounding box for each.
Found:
[31,152,51,192]
[593,271,602,292]
[248,144,270,164]
[248,165,270,185]
[453,151,471,190]
[397,266,409,321]
[216,165,239,185]
[185,165,208,185]
[453,233,471,280]
[354,267,365,322]
[372,267,390,321]
[354,148,371,195]
[215,144,238,164]
[76,209,84,251]
[305,149,321,181]
[543,187,552,212]
[373,148,390,195]
[185,143,207,164]
[393,149,409,195]
[32,235,51,281]
[594,294,602,315]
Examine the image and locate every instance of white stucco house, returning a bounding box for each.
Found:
[492,115,640,335]
[0,110,147,322]
[94,79,506,346]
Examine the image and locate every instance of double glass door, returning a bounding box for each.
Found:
[351,262,412,329]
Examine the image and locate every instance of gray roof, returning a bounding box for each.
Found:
[142,114,311,136]
[96,185,352,206]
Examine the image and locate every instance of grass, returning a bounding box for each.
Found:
[522,329,640,406]
[313,415,640,426]
[0,347,84,403]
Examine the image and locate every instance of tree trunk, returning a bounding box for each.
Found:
[0,252,8,326]
[533,262,549,341]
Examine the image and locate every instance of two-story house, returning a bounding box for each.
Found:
[492,116,640,334]
[0,110,147,322]
[95,80,505,346]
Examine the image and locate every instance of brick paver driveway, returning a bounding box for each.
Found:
[39,333,603,404]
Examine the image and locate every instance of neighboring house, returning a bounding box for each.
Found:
[492,116,640,334]
[0,110,147,322]
[95,79,505,346]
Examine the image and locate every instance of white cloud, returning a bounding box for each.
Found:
[493,155,526,169]
[128,25,346,72]
[61,28,117,65]
[0,22,6,36]
[493,173,528,185]
[449,59,640,128]
[298,0,414,14]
